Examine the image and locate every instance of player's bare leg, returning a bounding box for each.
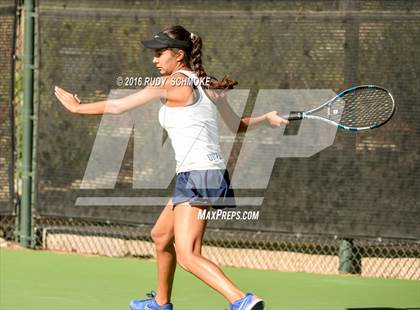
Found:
[151,200,176,306]
[173,202,246,303]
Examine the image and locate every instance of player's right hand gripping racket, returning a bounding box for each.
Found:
[283,85,395,131]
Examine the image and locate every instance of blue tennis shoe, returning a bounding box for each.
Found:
[230,293,264,310]
[129,291,173,310]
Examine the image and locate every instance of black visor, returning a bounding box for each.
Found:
[142,32,192,51]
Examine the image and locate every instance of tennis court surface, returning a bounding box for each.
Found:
[1,248,419,310]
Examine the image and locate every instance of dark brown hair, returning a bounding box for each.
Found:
[162,25,237,89]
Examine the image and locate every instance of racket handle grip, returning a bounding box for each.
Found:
[282,111,303,121]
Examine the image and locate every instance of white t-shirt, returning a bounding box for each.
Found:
[158,70,226,173]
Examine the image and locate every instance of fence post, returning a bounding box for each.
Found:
[339,239,355,273]
[19,0,35,248]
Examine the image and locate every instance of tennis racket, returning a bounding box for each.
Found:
[282,85,395,131]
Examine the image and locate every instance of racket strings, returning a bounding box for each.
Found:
[337,88,394,128]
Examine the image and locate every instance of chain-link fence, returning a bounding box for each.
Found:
[35,217,419,280]
[4,0,420,281]
[0,0,19,245]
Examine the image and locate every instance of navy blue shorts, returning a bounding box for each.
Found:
[172,169,236,209]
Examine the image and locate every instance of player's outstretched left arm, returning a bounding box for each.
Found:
[54,84,165,115]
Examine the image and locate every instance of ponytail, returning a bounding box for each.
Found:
[163,25,237,90]
[190,32,237,89]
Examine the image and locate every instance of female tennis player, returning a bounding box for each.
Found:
[54,25,288,310]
